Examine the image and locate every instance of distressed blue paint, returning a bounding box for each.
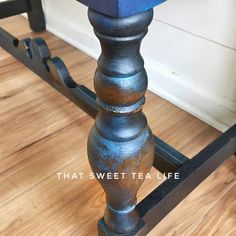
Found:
[77,0,166,17]
[89,126,152,172]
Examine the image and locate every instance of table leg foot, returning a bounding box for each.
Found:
[98,218,147,236]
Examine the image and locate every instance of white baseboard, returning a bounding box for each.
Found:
[146,61,236,132]
[39,9,235,132]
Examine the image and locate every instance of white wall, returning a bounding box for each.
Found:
[40,0,236,131]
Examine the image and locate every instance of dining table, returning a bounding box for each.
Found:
[0,1,235,235]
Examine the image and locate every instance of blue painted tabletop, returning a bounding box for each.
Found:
[77,0,166,17]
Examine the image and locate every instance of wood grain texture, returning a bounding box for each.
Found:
[0,16,235,236]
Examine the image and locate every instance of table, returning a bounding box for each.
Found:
[0,1,235,235]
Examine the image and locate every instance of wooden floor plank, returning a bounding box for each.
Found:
[187,181,236,236]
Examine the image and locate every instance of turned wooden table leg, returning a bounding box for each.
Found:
[27,0,46,32]
[87,8,154,235]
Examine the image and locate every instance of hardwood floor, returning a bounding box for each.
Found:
[0,16,235,236]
